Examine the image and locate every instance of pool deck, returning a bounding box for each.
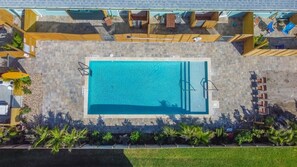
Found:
[20,41,297,132]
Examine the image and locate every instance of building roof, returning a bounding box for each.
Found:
[0,0,297,11]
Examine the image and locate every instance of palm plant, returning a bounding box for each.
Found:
[235,131,253,145]
[252,128,265,143]
[267,128,294,146]
[179,124,196,141]
[179,124,213,146]
[0,127,19,144]
[213,128,227,144]
[63,128,87,152]
[32,126,49,148]
[20,105,32,115]
[45,126,67,154]
[102,132,113,145]
[130,131,141,144]
[162,126,178,144]
[264,116,275,127]
[88,130,100,145]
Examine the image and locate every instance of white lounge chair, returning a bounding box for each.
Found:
[0,101,9,115]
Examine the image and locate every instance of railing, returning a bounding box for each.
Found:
[78,62,90,76]
[200,78,218,99]
[181,80,196,91]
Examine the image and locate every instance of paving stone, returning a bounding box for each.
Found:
[19,41,297,132]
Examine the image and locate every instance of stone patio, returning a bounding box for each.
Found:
[19,41,297,132]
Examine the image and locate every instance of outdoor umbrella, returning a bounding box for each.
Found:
[1,71,29,79]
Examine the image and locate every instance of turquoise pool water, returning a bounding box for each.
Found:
[88,61,208,115]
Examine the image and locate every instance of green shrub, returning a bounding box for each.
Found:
[154,133,165,145]
[265,116,275,127]
[33,126,88,154]
[179,124,214,146]
[20,76,31,86]
[130,131,141,144]
[0,127,20,145]
[162,126,178,144]
[235,131,253,145]
[213,128,227,144]
[254,34,268,48]
[22,86,32,94]
[1,32,23,50]
[88,130,100,145]
[102,132,113,144]
[252,129,265,140]
[267,128,297,146]
[20,105,32,115]
[13,79,21,90]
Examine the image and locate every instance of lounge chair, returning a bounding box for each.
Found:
[282,22,295,34]
[258,107,269,115]
[266,21,275,33]
[258,101,268,107]
[257,85,267,91]
[0,101,8,115]
[257,93,268,99]
[257,77,266,84]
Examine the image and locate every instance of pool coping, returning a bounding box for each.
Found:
[84,57,213,119]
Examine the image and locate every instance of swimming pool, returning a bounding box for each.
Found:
[87,60,209,115]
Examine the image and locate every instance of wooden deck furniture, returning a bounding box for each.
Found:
[258,101,268,107]
[257,93,268,99]
[190,12,219,28]
[257,85,267,91]
[128,11,149,28]
[166,14,176,28]
[258,107,269,115]
[257,77,267,84]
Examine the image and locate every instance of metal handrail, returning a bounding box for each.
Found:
[180,80,196,91]
[78,62,90,76]
[200,79,219,99]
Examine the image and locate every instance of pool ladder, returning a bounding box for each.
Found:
[200,79,218,99]
[78,62,90,76]
[181,80,196,91]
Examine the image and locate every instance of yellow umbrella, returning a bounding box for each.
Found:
[1,72,29,79]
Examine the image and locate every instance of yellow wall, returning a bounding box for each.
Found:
[0,9,14,25]
[26,32,102,41]
[190,12,197,28]
[243,36,254,54]
[114,33,220,42]
[243,12,254,34]
[23,32,102,56]
[24,9,38,32]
